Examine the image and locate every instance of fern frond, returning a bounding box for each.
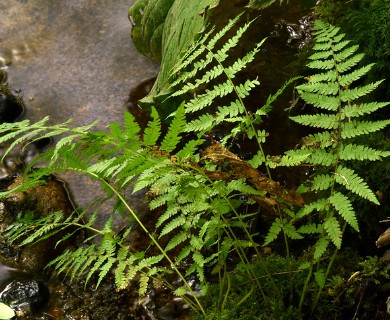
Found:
[306,70,337,83]
[173,65,225,97]
[97,257,116,288]
[156,203,181,228]
[340,80,384,102]
[266,151,310,168]
[184,81,234,113]
[165,231,189,252]
[143,107,161,146]
[324,216,342,248]
[314,270,326,288]
[333,44,359,62]
[314,237,329,260]
[310,174,333,191]
[295,199,328,219]
[227,179,266,196]
[339,144,390,161]
[139,273,149,296]
[247,150,266,168]
[308,149,337,166]
[295,92,339,111]
[341,120,390,139]
[338,63,374,87]
[185,113,216,132]
[171,31,214,76]
[301,131,336,149]
[329,192,359,231]
[264,218,283,245]
[160,102,186,152]
[225,39,266,79]
[306,59,335,70]
[297,223,322,234]
[297,82,339,95]
[159,216,186,238]
[334,166,379,204]
[236,79,260,98]
[336,53,364,73]
[283,223,303,240]
[290,114,339,129]
[343,102,390,117]
[213,20,252,62]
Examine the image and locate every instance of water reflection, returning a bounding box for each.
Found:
[0,0,159,213]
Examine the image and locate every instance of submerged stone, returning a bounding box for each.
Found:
[0,83,25,124]
[0,279,49,315]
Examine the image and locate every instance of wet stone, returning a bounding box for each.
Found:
[0,83,25,124]
[0,279,49,314]
[0,175,77,272]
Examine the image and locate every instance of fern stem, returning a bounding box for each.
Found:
[86,171,207,316]
[298,252,314,314]
[221,271,231,312]
[310,222,347,315]
[282,228,294,304]
[184,162,277,301]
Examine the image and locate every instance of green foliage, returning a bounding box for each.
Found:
[266,19,389,314]
[1,15,287,316]
[1,15,389,320]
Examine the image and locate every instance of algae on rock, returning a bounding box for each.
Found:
[128,0,220,109]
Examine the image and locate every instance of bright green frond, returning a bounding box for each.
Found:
[343,102,390,117]
[296,92,339,111]
[306,70,337,83]
[334,44,359,62]
[306,59,335,70]
[297,82,339,95]
[338,63,375,87]
[310,174,333,191]
[329,192,359,231]
[332,40,351,53]
[143,107,161,146]
[290,113,340,129]
[264,218,283,246]
[337,53,364,74]
[185,113,216,132]
[324,216,342,248]
[213,20,252,63]
[160,102,186,152]
[334,166,379,204]
[295,199,328,219]
[340,80,384,102]
[341,120,390,139]
[314,237,329,260]
[339,144,390,161]
[298,223,322,234]
[283,223,303,240]
[301,131,336,149]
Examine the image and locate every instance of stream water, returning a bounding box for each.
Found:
[0,0,313,319]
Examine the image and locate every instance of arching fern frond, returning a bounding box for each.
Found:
[287,20,389,277]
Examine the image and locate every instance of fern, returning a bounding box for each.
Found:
[284,20,390,312]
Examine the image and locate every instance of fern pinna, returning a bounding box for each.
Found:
[263,20,390,312]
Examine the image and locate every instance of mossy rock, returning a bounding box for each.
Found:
[129,0,220,113]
